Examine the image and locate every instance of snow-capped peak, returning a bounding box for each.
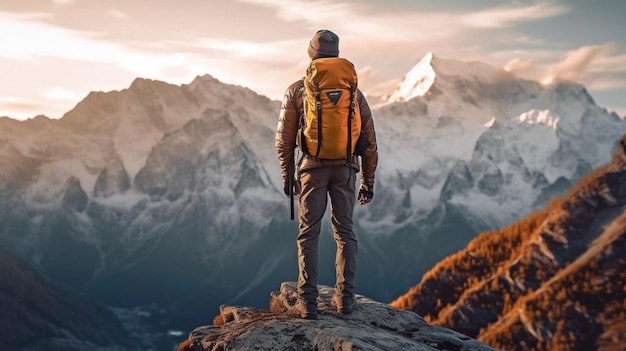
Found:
[385,52,508,104]
[385,52,436,103]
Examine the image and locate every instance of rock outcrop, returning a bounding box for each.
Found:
[177,282,500,351]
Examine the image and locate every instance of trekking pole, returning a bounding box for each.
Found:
[288,153,295,221]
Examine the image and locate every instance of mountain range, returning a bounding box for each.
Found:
[1,52,625,349]
[0,75,295,344]
[355,53,625,299]
[391,134,626,351]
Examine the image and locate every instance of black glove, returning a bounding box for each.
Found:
[358,184,373,205]
[283,178,300,197]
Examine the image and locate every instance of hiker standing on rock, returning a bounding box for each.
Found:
[275,29,378,320]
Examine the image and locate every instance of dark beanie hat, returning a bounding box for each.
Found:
[308,29,339,59]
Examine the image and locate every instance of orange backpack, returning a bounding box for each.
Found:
[301,58,361,160]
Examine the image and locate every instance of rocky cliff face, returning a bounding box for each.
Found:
[177,282,501,351]
[94,152,131,198]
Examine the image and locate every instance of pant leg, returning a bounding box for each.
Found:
[327,167,357,298]
[296,168,330,304]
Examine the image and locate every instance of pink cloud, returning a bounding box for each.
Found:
[544,43,619,85]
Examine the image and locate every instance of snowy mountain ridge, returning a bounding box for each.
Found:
[363,53,625,235]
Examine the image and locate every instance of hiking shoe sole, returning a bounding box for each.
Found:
[303,312,318,320]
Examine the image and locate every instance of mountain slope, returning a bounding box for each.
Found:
[391,134,626,351]
[0,245,138,351]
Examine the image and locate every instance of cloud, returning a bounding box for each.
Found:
[461,2,568,29]
[0,11,187,77]
[0,13,56,60]
[43,87,84,101]
[499,43,626,94]
[194,38,285,58]
[504,58,537,78]
[235,0,351,24]
[108,9,130,20]
[235,0,445,44]
[0,96,41,111]
[0,96,54,119]
[0,12,114,61]
[236,0,567,42]
[357,66,398,98]
[544,43,619,85]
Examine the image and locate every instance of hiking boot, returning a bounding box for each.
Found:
[331,294,356,315]
[299,299,318,320]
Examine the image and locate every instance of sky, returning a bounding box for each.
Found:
[1,0,625,120]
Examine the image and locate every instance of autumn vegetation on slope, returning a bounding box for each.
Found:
[390,134,626,351]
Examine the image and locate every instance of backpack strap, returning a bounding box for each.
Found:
[346,83,357,163]
[314,83,323,159]
[297,81,309,155]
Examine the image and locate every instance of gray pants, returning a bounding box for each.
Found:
[297,166,357,305]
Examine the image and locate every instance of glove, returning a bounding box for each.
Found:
[283,182,290,197]
[358,184,373,205]
[283,178,300,197]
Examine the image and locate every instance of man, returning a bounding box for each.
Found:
[275,29,378,320]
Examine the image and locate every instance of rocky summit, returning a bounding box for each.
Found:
[177,282,500,351]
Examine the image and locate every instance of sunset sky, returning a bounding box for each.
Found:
[1,0,625,120]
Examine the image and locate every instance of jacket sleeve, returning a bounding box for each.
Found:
[275,81,302,186]
[358,91,378,189]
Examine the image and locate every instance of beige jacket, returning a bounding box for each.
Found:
[275,78,378,188]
